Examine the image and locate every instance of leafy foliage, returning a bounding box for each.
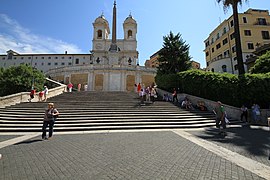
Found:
[250,51,270,74]
[155,69,270,108]
[0,65,45,96]
[157,31,191,75]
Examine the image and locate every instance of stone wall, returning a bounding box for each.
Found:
[157,88,270,123]
[0,79,66,108]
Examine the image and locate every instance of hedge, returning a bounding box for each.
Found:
[155,70,270,108]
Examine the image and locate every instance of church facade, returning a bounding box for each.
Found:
[0,1,156,91]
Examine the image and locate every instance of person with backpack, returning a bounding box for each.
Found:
[28,88,36,102]
[42,103,59,140]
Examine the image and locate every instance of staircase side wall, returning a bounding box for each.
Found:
[157,88,270,123]
[0,85,66,108]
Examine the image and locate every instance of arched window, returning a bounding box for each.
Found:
[96,57,100,64]
[222,65,227,72]
[128,30,132,38]
[128,57,132,65]
[97,30,102,39]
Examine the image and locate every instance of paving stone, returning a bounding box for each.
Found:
[0,131,267,179]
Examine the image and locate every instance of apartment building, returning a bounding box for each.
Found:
[204,9,270,74]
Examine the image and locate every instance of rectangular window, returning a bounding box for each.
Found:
[232,46,236,53]
[230,20,234,27]
[48,62,51,65]
[262,31,270,39]
[48,57,51,59]
[21,57,24,59]
[28,57,31,59]
[222,38,228,45]
[216,43,221,50]
[55,57,58,59]
[75,58,79,64]
[41,62,44,66]
[206,51,209,57]
[2,57,5,60]
[247,43,254,49]
[61,62,65,65]
[69,57,72,59]
[55,62,58,65]
[42,57,44,59]
[230,33,235,40]
[243,17,247,23]
[244,30,251,36]
[68,62,72,65]
[212,48,214,53]
[62,57,65,59]
[258,18,267,25]
[211,38,214,44]
[34,63,37,66]
[14,57,17,60]
[224,50,230,57]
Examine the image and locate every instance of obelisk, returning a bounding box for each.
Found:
[109,0,118,52]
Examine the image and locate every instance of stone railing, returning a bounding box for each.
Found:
[0,78,66,108]
[157,88,270,124]
[45,64,157,75]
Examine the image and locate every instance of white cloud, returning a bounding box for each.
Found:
[0,14,83,54]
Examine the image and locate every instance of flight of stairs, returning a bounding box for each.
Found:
[0,92,240,132]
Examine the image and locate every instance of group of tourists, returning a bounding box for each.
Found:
[135,83,157,105]
[28,86,49,102]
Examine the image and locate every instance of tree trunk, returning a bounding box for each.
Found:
[232,2,245,75]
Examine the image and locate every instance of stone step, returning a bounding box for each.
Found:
[0,117,216,124]
[0,91,240,132]
[0,123,216,132]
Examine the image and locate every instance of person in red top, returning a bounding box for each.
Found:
[137,83,141,94]
[67,83,73,92]
[28,88,36,102]
[38,91,44,102]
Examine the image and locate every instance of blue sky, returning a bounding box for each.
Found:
[0,0,269,67]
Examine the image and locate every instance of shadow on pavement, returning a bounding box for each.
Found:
[194,125,270,157]
[14,139,43,145]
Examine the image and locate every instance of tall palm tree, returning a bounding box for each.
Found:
[217,0,248,75]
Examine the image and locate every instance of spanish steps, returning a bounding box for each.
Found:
[0,91,240,132]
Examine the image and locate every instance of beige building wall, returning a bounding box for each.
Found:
[126,75,135,91]
[70,73,88,88]
[204,9,270,74]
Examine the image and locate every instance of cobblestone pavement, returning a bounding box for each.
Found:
[0,135,19,143]
[0,131,267,180]
[189,125,270,167]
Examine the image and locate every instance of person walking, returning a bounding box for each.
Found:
[43,86,49,102]
[172,88,178,103]
[77,83,81,92]
[42,103,59,140]
[137,83,141,95]
[28,88,36,102]
[67,82,73,92]
[251,103,260,122]
[213,101,226,135]
[240,105,248,123]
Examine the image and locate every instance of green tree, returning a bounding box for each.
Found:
[157,31,191,75]
[250,51,270,74]
[216,0,248,75]
[0,65,45,96]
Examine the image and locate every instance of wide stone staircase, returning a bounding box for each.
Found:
[0,92,240,132]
